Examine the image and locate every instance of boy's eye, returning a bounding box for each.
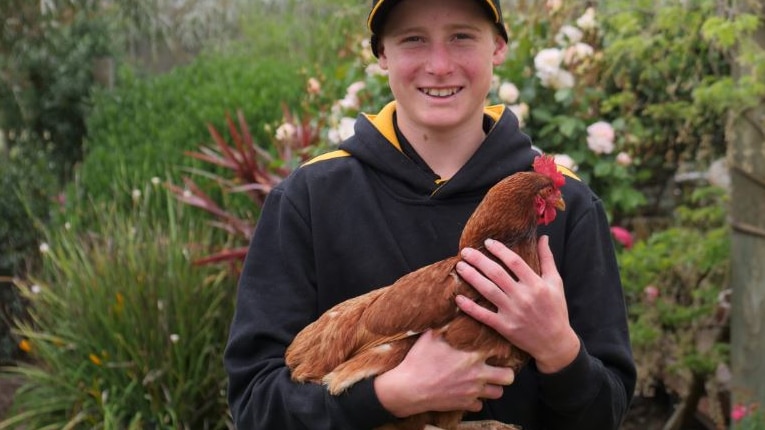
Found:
[402,35,424,43]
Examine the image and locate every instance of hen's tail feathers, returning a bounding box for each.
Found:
[285,289,385,382]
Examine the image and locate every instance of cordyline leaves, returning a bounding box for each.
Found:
[167,107,323,272]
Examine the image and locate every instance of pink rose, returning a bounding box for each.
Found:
[587,121,615,154]
[732,404,749,422]
[610,226,633,249]
[616,151,632,166]
[306,77,321,95]
[643,285,659,303]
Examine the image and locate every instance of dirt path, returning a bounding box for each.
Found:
[0,376,23,420]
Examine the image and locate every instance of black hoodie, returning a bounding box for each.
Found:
[224,102,636,430]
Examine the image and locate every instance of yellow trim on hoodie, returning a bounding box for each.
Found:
[364,101,400,151]
[302,102,509,167]
[302,150,351,167]
[556,165,581,181]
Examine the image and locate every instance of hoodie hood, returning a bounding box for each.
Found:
[338,101,539,200]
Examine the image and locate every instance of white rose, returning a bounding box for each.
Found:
[564,42,595,65]
[275,123,297,142]
[555,25,583,46]
[546,0,563,13]
[586,121,616,154]
[539,68,575,90]
[616,151,632,166]
[329,117,356,144]
[346,81,366,97]
[577,7,598,31]
[306,77,321,95]
[338,94,360,111]
[365,63,388,77]
[553,154,578,171]
[498,82,520,104]
[508,103,529,127]
[534,48,563,71]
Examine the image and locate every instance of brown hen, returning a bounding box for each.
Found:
[285,155,566,430]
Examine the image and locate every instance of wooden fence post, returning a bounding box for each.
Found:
[729,0,765,412]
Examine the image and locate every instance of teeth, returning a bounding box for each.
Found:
[422,87,459,97]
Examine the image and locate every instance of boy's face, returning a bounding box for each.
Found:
[377,0,507,133]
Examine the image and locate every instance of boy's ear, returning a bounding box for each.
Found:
[492,34,508,66]
[378,44,389,69]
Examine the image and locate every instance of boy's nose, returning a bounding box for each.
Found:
[425,43,455,75]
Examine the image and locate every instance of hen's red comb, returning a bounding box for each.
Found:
[533,155,565,188]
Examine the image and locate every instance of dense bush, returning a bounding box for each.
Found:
[72,53,306,218]
[0,186,235,429]
[0,2,115,181]
[618,186,731,427]
[0,142,58,365]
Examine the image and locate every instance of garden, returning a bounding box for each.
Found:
[1,0,764,428]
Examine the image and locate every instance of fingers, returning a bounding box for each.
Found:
[465,384,503,412]
[456,261,508,304]
[455,289,501,329]
[483,238,538,283]
[538,235,561,284]
[481,383,504,400]
[488,365,515,386]
[459,241,520,293]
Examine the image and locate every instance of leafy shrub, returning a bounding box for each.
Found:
[0,2,115,181]
[0,185,234,429]
[0,141,58,364]
[617,186,730,427]
[74,53,305,217]
[733,403,765,430]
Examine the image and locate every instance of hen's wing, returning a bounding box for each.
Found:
[286,257,464,393]
[285,288,388,382]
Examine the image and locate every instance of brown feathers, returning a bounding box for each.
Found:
[285,156,565,430]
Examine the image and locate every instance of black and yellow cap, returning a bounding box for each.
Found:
[367,0,509,57]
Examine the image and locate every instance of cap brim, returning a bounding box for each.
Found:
[368,0,505,35]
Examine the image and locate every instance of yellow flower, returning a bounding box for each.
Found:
[18,339,31,353]
[89,353,102,366]
[114,292,124,314]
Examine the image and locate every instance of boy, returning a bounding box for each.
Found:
[224,0,636,428]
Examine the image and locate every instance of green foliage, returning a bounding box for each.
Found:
[596,2,744,215]
[0,186,235,429]
[617,186,730,396]
[0,3,116,180]
[168,107,327,273]
[0,140,58,364]
[698,12,765,111]
[235,0,367,68]
[733,403,765,430]
[0,282,25,366]
[74,53,305,217]
[0,145,58,274]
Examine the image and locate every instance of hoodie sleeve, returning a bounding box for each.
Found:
[536,190,637,429]
[223,185,397,430]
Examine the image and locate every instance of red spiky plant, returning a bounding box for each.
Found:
[166,105,323,273]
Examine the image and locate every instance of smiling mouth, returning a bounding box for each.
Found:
[420,87,461,97]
